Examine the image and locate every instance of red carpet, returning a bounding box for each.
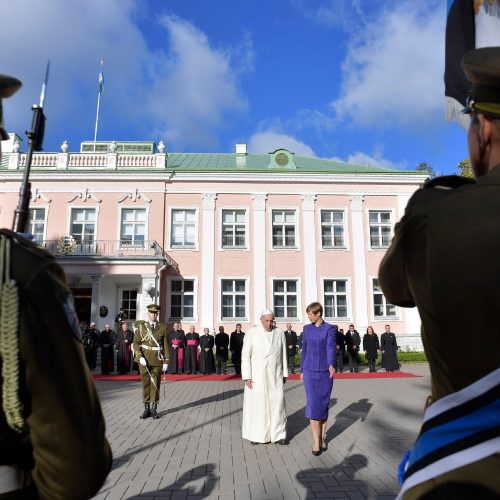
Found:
[93,371,420,382]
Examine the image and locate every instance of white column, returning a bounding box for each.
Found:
[350,195,368,328]
[302,193,317,305]
[201,193,217,328]
[90,274,101,323]
[397,194,411,221]
[252,194,267,322]
[140,274,156,321]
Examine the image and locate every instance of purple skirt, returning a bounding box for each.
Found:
[303,370,333,420]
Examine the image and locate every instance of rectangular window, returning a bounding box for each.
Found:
[171,209,196,248]
[272,210,296,248]
[120,208,146,247]
[373,278,396,317]
[29,208,46,243]
[221,209,247,248]
[221,279,246,319]
[120,289,138,321]
[170,279,195,319]
[324,279,348,318]
[70,208,96,244]
[273,279,298,319]
[369,210,392,248]
[321,210,345,248]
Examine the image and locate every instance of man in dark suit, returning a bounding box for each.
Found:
[345,324,360,373]
[283,323,297,374]
[379,47,500,499]
[229,323,245,375]
[335,327,346,373]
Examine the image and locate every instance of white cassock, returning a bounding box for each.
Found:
[241,325,288,443]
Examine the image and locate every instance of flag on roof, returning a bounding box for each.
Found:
[98,59,104,94]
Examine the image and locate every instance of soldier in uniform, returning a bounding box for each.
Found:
[0,74,111,498]
[134,304,168,419]
[379,47,500,498]
[82,321,100,370]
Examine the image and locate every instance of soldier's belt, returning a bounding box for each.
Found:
[140,345,160,351]
[0,465,22,494]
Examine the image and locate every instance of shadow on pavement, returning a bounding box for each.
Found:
[287,398,338,440]
[326,398,373,442]
[296,454,369,499]
[126,463,218,499]
[159,389,243,416]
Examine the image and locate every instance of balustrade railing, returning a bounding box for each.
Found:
[40,239,176,268]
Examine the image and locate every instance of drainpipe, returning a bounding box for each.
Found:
[155,258,168,310]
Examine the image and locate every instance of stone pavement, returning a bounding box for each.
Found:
[93,364,431,500]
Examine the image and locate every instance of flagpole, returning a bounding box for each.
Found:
[93,90,101,151]
[93,59,104,152]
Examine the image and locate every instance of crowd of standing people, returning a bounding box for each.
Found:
[81,317,399,376]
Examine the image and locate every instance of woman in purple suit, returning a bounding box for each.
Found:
[300,302,336,456]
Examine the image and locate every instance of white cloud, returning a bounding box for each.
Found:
[0,2,251,150]
[248,131,316,156]
[331,1,444,127]
[150,15,250,148]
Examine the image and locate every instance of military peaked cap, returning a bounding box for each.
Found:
[0,73,22,140]
[147,304,160,313]
[0,74,22,98]
[462,46,500,118]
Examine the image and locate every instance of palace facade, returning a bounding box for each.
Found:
[1,136,427,349]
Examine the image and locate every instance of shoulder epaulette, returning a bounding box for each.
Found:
[135,320,146,326]
[423,175,474,190]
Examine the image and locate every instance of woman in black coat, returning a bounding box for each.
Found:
[363,326,380,373]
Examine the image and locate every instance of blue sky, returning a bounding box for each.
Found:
[1,0,468,174]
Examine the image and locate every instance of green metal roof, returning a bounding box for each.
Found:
[165,152,411,174]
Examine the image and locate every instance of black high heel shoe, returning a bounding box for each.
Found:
[312,449,322,456]
[321,441,328,451]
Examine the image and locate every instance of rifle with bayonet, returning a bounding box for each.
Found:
[12,62,49,234]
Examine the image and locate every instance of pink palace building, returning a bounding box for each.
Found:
[1,136,427,349]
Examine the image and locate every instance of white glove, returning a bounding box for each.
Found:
[139,357,147,366]
[162,363,168,372]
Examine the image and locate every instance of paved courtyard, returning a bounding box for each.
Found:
[92,364,431,500]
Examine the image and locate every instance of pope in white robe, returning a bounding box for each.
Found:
[241,309,289,444]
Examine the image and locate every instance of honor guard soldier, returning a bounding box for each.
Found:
[380,47,500,499]
[134,304,168,419]
[0,74,112,498]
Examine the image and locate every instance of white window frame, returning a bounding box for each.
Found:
[117,287,140,323]
[270,277,301,322]
[29,206,48,243]
[67,205,100,254]
[318,207,349,250]
[167,276,198,322]
[219,277,249,322]
[371,276,399,320]
[269,208,300,251]
[368,209,393,250]
[218,207,249,251]
[322,277,351,321]
[118,206,149,248]
[168,207,199,251]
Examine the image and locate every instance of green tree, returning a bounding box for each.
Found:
[416,162,436,178]
[457,158,473,178]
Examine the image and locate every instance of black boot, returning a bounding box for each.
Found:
[151,403,160,419]
[140,402,151,419]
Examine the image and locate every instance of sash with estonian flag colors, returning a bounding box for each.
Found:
[397,368,500,498]
[445,0,500,128]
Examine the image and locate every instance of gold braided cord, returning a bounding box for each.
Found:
[0,236,24,432]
